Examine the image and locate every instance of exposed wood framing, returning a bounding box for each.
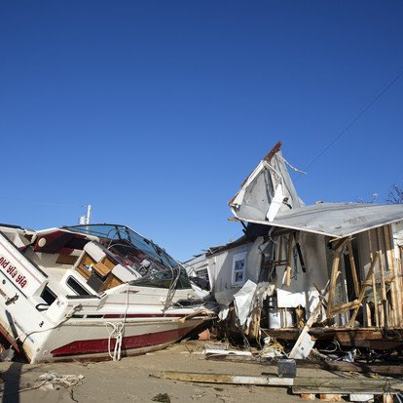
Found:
[348,252,379,327]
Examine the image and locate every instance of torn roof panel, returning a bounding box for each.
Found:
[237,202,403,238]
[230,142,403,238]
[229,142,303,223]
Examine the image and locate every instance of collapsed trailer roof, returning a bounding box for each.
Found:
[229,142,403,238]
[234,202,403,238]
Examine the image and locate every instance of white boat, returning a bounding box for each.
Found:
[0,223,213,363]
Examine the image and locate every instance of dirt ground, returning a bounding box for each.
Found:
[0,340,377,403]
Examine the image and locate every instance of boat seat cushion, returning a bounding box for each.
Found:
[112,264,139,282]
[84,242,106,263]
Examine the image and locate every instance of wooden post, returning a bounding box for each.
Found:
[347,241,360,297]
[327,253,341,318]
[368,231,379,327]
[375,228,388,327]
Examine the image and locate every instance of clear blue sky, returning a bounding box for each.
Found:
[1,1,402,260]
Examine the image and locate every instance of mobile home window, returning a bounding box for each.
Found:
[195,266,209,282]
[232,252,247,286]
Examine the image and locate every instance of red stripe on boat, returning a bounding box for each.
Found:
[50,327,192,357]
[103,313,186,319]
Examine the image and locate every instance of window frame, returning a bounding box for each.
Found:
[231,251,247,286]
[195,265,209,281]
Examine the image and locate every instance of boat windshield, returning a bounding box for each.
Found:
[64,224,178,269]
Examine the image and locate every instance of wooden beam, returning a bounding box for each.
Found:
[207,355,403,376]
[155,371,294,386]
[327,252,341,318]
[348,253,379,327]
[292,377,403,395]
[155,371,403,394]
[368,231,379,327]
[330,300,360,315]
[376,228,388,327]
[285,234,293,287]
[347,241,360,298]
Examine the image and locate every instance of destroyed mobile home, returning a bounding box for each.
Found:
[185,142,403,356]
[0,223,214,363]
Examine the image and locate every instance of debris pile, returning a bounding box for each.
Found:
[184,142,403,397]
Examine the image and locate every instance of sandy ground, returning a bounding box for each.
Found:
[0,341,369,403]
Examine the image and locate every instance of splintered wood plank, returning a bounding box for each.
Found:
[368,231,379,327]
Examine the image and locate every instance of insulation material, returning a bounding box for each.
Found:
[234,280,257,326]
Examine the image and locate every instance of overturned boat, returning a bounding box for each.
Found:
[0,223,213,363]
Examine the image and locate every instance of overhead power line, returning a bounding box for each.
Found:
[305,66,403,169]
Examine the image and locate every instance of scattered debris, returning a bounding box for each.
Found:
[191,391,206,399]
[151,392,171,403]
[260,336,284,358]
[349,394,374,402]
[0,371,85,398]
[35,372,84,391]
[204,347,252,358]
[0,346,14,362]
[198,329,210,341]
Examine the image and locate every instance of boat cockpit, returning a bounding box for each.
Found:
[0,223,191,306]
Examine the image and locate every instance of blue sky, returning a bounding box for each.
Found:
[0,1,402,260]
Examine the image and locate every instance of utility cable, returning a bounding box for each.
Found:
[305,67,403,169]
